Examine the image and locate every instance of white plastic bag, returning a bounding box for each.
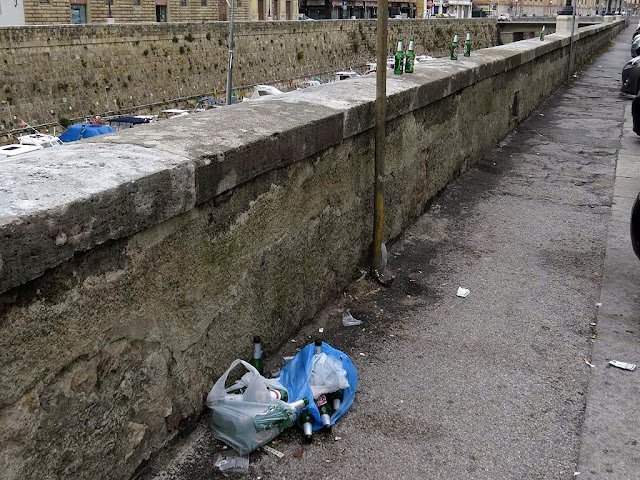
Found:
[308,352,350,398]
[206,360,291,454]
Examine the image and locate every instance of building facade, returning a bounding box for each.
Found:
[0,0,298,24]
[472,0,610,16]
[299,0,416,19]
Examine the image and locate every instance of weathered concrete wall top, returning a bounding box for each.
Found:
[0,20,623,296]
[0,18,625,480]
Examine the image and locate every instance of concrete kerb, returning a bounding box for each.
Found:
[0,19,626,297]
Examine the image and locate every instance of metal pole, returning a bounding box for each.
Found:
[567,0,576,79]
[606,0,612,15]
[372,0,388,275]
[226,0,236,106]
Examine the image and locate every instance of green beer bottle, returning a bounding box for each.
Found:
[450,33,459,61]
[540,25,546,41]
[405,38,416,73]
[249,336,264,375]
[299,409,315,443]
[463,32,471,57]
[269,387,288,402]
[251,397,309,432]
[315,394,334,432]
[327,389,344,411]
[394,38,405,75]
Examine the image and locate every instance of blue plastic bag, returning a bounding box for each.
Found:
[279,342,358,432]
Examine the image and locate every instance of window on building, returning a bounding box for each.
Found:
[133,0,140,4]
[105,0,113,4]
[201,0,207,5]
[181,0,187,5]
[71,4,87,23]
[39,0,51,4]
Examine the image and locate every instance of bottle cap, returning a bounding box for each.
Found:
[314,339,322,347]
[253,336,261,343]
[302,397,310,406]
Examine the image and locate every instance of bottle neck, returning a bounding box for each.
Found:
[289,399,308,411]
[397,41,404,51]
[453,35,459,43]
[253,342,262,359]
[466,33,471,40]
[408,41,415,51]
[314,346,322,355]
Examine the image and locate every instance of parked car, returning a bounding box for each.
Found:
[498,13,510,20]
[632,34,640,57]
[621,56,640,95]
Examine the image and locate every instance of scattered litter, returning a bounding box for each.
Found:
[356,270,367,282]
[342,310,362,327]
[590,323,597,327]
[214,452,250,474]
[365,288,381,297]
[334,436,342,441]
[293,448,304,458]
[594,272,602,277]
[319,328,324,333]
[539,113,544,117]
[291,339,297,343]
[283,355,294,362]
[359,353,366,356]
[389,334,395,337]
[262,445,285,458]
[574,473,581,477]
[456,287,470,298]
[609,360,636,371]
[582,356,596,368]
[595,302,603,308]
[573,73,579,78]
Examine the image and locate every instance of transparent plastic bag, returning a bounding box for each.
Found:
[309,352,350,398]
[213,452,249,474]
[206,360,292,454]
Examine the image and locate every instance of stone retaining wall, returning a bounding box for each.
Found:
[0,18,625,480]
[0,19,497,137]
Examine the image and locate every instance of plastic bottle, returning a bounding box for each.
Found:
[314,339,323,355]
[405,38,416,73]
[249,336,264,375]
[451,33,459,60]
[394,38,405,75]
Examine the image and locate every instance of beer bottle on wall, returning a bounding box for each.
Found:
[463,32,471,57]
[394,38,405,75]
[540,25,546,41]
[405,38,416,73]
[451,33,459,60]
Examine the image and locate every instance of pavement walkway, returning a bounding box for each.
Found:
[138,26,639,480]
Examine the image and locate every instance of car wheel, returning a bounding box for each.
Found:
[631,193,640,260]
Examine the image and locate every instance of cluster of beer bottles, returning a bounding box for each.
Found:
[299,340,345,443]
[393,38,416,74]
[450,32,472,61]
[246,337,345,444]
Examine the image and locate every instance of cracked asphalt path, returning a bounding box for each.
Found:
[138,27,634,480]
